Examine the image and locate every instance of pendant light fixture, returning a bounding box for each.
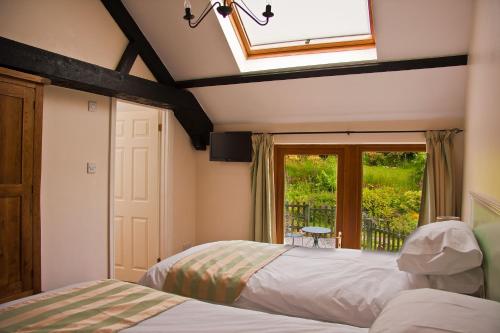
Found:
[183,0,274,28]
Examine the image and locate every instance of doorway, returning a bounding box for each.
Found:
[112,100,163,282]
[275,144,426,249]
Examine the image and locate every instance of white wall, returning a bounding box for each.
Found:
[462,0,500,220]
[41,86,111,291]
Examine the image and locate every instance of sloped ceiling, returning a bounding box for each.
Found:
[124,0,473,126]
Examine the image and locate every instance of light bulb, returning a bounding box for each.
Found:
[184,0,192,9]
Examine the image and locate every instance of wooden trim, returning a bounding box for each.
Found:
[0,37,213,150]
[0,67,50,84]
[274,144,426,249]
[230,0,376,59]
[274,145,347,245]
[32,83,43,294]
[359,144,426,152]
[176,55,469,88]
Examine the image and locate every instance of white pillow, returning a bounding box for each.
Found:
[370,289,500,333]
[427,267,484,295]
[397,220,483,275]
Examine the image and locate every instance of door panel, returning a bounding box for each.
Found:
[0,95,23,184]
[114,105,160,282]
[0,79,36,302]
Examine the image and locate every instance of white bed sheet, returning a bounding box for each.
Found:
[0,283,367,333]
[140,242,431,328]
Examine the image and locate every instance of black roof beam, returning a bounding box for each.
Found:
[177,55,469,88]
[116,41,139,74]
[101,0,176,86]
[0,37,213,149]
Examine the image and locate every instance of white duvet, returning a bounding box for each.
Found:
[140,242,431,328]
[0,283,367,333]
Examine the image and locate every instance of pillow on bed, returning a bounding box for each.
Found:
[427,266,484,295]
[369,288,500,333]
[397,220,483,275]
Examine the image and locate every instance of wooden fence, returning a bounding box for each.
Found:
[285,202,336,236]
[361,216,409,252]
[284,202,409,251]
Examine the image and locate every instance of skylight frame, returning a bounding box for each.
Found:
[229,0,376,59]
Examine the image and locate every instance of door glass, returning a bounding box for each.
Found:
[361,152,426,251]
[284,154,338,248]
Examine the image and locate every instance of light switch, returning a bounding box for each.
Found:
[87,162,97,174]
[88,101,97,112]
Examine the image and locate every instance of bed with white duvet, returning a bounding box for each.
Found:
[3,280,499,333]
[141,221,485,328]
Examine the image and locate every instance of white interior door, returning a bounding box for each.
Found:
[114,102,160,282]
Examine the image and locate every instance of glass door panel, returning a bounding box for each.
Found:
[361,151,426,252]
[284,154,339,248]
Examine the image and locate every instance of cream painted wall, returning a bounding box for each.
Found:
[462,0,500,221]
[0,0,127,70]
[0,0,158,81]
[196,151,253,244]
[130,56,158,82]
[41,86,111,291]
[196,119,465,243]
[167,114,198,254]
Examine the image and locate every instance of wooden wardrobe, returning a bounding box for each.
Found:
[0,68,47,303]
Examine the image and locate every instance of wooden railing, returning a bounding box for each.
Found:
[361,215,409,252]
[285,202,336,236]
[284,202,409,251]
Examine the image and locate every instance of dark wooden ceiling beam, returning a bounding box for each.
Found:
[116,42,139,74]
[0,36,212,150]
[101,0,175,86]
[177,55,469,88]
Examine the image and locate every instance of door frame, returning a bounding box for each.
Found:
[274,145,348,245]
[274,144,427,249]
[107,98,167,279]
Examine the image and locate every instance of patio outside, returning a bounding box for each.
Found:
[284,152,426,251]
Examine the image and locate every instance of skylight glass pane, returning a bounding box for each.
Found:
[238,0,371,47]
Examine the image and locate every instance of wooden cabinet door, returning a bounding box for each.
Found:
[0,79,38,302]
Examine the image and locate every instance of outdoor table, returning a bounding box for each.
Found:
[301,226,331,248]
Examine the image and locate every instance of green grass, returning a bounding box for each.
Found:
[363,165,419,191]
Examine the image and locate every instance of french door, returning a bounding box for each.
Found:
[275,144,426,249]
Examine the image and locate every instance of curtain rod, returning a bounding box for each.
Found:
[253,128,463,135]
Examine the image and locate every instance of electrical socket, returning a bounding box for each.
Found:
[86,162,97,174]
[88,101,97,112]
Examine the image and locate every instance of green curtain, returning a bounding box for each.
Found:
[251,134,276,243]
[419,130,460,225]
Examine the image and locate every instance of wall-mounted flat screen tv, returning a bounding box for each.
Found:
[209,132,252,162]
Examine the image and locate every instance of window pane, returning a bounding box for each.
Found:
[284,154,338,248]
[239,0,371,46]
[361,152,426,252]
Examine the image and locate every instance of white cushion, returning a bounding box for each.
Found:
[427,267,484,294]
[397,220,483,275]
[370,288,500,333]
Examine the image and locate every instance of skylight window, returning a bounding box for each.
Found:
[232,0,375,57]
[212,0,377,72]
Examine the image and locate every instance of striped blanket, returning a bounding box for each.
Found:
[164,240,290,304]
[0,279,187,332]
